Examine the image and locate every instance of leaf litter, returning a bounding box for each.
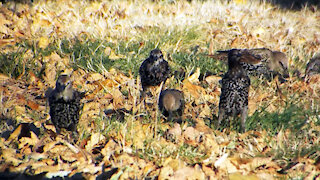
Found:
[0,0,320,179]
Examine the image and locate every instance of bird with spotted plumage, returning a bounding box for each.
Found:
[217,49,261,132]
[305,53,320,80]
[158,89,184,123]
[48,75,84,137]
[216,48,289,82]
[139,49,171,97]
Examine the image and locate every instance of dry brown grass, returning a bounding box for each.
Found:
[0,0,320,179]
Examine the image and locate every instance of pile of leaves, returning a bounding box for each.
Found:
[0,0,320,179]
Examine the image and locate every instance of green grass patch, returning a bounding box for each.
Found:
[247,101,310,134]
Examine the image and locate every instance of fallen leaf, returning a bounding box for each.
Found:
[38,36,50,49]
[158,166,174,180]
[187,68,200,84]
[229,173,260,180]
[7,124,22,142]
[86,73,104,82]
[0,73,9,81]
[85,133,105,151]
[172,165,205,180]
[27,100,40,110]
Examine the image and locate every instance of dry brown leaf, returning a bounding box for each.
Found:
[183,126,200,145]
[19,131,39,148]
[27,100,40,110]
[85,133,105,151]
[14,105,26,115]
[49,144,68,153]
[187,68,200,84]
[214,154,238,173]
[205,75,221,85]
[172,165,205,180]
[43,141,58,152]
[6,124,22,142]
[199,104,212,118]
[60,149,77,162]
[0,38,15,46]
[0,73,9,81]
[38,36,50,49]
[1,149,22,166]
[109,50,126,60]
[229,172,260,180]
[166,123,182,142]
[182,80,205,99]
[86,73,104,82]
[100,79,118,88]
[34,165,63,176]
[101,139,118,161]
[158,166,174,180]
[111,88,125,109]
[163,157,185,171]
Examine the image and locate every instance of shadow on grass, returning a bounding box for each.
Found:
[246,101,315,134]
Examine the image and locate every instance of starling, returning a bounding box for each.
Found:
[305,53,320,78]
[139,49,171,96]
[48,75,84,135]
[159,89,184,122]
[216,48,289,82]
[218,49,261,132]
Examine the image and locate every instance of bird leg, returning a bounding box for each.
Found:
[217,109,225,130]
[240,106,248,133]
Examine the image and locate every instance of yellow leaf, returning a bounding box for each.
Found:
[19,131,39,148]
[27,100,39,110]
[233,0,247,5]
[38,36,50,49]
[43,141,57,152]
[7,124,22,142]
[85,133,105,151]
[214,153,238,174]
[205,75,221,85]
[159,166,174,180]
[0,73,9,81]
[49,145,68,153]
[87,73,104,82]
[229,173,260,180]
[109,50,126,60]
[187,67,200,84]
[182,80,205,99]
[173,165,205,180]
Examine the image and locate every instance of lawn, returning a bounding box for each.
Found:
[0,0,319,179]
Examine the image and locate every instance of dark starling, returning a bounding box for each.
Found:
[217,48,289,82]
[305,53,320,78]
[48,75,84,135]
[159,89,184,122]
[217,49,261,132]
[139,49,171,96]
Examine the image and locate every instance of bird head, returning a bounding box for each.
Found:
[266,51,289,78]
[55,75,75,101]
[150,49,164,62]
[56,75,72,92]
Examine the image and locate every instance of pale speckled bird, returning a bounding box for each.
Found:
[305,53,320,79]
[139,49,171,97]
[48,75,84,135]
[218,49,261,132]
[159,89,184,122]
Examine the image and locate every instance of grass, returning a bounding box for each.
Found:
[0,0,320,178]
